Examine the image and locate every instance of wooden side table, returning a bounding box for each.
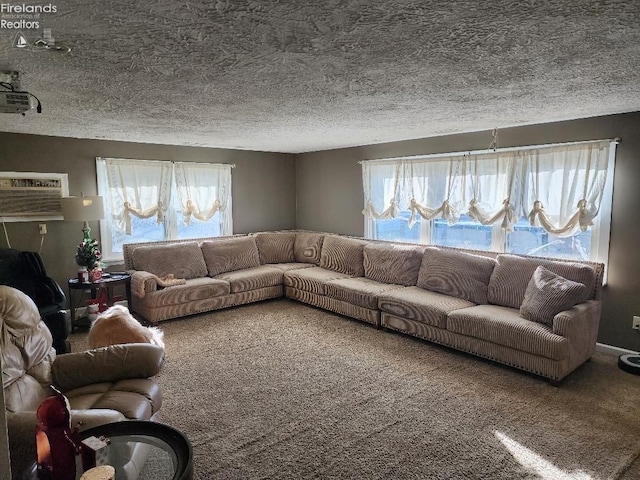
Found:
[68,273,132,330]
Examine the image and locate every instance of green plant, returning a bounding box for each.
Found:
[75,237,103,270]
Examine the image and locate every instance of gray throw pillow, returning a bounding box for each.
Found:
[520,266,589,327]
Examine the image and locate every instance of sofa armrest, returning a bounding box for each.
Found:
[130,270,158,298]
[552,300,602,366]
[52,343,165,392]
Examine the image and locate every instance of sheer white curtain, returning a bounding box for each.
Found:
[466,152,522,231]
[97,157,173,235]
[362,139,613,237]
[522,141,611,237]
[406,156,465,226]
[362,157,467,225]
[362,161,402,220]
[174,162,232,234]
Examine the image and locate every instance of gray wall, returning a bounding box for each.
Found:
[0,132,296,289]
[296,112,640,351]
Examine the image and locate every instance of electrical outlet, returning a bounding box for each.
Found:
[38,223,47,235]
[633,316,640,330]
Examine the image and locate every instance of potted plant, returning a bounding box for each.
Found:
[75,237,104,282]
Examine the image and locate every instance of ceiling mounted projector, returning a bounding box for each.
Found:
[0,70,41,114]
[0,91,32,113]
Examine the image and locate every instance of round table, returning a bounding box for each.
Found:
[23,421,192,480]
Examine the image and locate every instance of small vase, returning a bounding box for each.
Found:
[77,267,89,283]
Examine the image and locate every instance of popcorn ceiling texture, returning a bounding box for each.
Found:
[0,0,638,153]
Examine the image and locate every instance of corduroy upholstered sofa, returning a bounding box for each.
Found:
[123,231,604,382]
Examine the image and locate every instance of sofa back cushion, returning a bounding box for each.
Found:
[294,232,325,264]
[201,237,261,276]
[132,241,208,279]
[320,235,366,276]
[417,247,496,304]
[487,254,596,309]
[364,243,424,286]
[253,232,296,264]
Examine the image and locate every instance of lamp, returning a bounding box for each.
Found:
[61,195,105,241]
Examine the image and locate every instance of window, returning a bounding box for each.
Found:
[363,139,616,266]
[96,158,232,262]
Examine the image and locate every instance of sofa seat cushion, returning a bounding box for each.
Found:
[284,267,352,295]
[487,254,596,309]
[131,241,208,279]
[324,277,404,309]
[215,266,284,293]
[320,235,366,276]
[143,277,230,308]
[417,247,496,304]
[363,243,424,286]
[447,304,569,360]
[378,286,475,329]
[201,237,260,276]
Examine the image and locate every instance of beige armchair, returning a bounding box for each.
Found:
[0,285,164,477]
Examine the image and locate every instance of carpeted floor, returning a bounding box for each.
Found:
[70,299,640,480]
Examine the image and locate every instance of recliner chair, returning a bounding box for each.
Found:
[0,248,71,353]
[1,285,164,478]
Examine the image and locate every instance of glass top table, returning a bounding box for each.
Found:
[23,421,192,480]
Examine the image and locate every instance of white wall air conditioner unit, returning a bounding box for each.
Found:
[0,172,69,221]
[0,91,32,113]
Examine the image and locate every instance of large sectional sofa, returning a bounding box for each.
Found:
[123,231,604,382]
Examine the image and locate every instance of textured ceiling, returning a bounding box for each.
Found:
[0,0,639,153]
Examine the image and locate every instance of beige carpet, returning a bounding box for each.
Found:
[70,299,640,480]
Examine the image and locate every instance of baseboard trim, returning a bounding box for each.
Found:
[596,342,639,356]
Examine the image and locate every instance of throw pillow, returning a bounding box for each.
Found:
[520,266,589,326]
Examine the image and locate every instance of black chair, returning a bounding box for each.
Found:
[0,248,71,353]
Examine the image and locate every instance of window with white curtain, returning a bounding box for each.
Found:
[362,139,617,265]
[96,157,233,262]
